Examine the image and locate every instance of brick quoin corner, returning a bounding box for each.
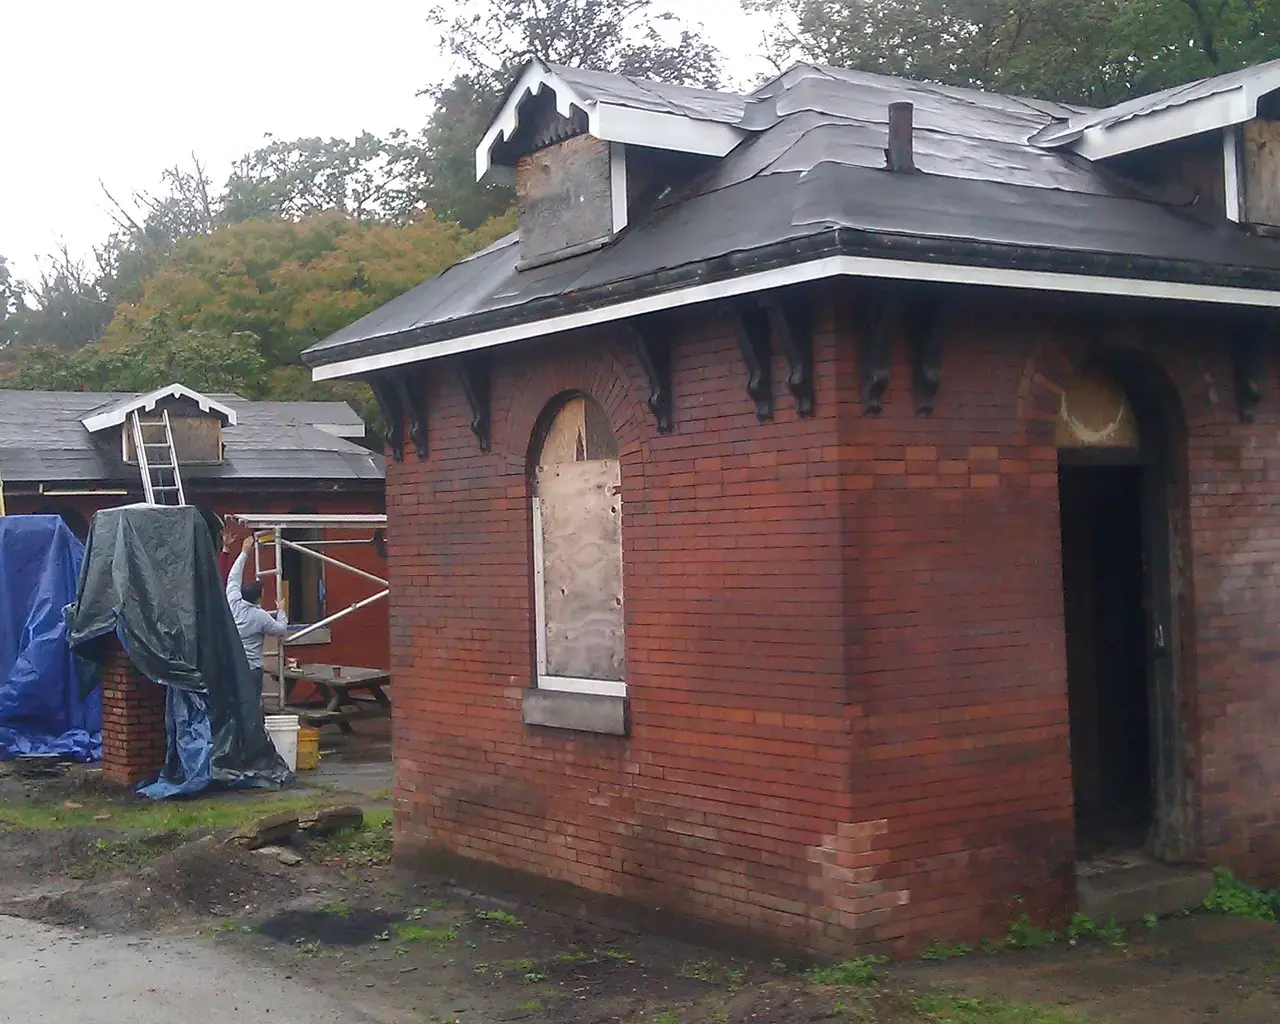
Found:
[100,638,166,787]
[386,284,1280,955]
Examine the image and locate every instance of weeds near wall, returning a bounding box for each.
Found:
[1202,867,1279,922]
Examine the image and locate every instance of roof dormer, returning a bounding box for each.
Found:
[1033,60,1280,231]
[476,61,748,270]
[82,384,237,466]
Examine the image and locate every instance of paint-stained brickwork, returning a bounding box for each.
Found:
[388,286,1280,953]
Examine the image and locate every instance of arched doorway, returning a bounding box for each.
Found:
[1056,354,1190,862]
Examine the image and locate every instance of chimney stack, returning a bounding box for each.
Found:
[886,102,916,173]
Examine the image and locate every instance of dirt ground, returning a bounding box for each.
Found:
[2,762,1279,1024]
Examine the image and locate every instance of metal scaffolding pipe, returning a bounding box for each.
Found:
[276,537,388,588]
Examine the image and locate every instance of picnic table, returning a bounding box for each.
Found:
[270,663,391,733]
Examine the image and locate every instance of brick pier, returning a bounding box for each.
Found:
[99,637,166,786]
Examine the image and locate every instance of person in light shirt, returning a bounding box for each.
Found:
[226,535,288,692]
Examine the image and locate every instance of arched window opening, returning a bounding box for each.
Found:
[531,396,625,696]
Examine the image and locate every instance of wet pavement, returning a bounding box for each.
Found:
[0,916,395,1023]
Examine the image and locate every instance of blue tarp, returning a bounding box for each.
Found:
[0,515,101,761]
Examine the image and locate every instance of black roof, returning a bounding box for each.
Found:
[304,63,1280,369]
[0,391,383,486]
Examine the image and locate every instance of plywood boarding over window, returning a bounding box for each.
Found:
[122,401,223,465]
[533,397,624,694]
[1244,119,1280,228]
[516,134,615,268]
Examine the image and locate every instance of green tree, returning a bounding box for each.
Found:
[430,0,723,89]
[220,131,433,225]
[8,317,268,396]
[0,256,22,353]
[11,246,114,351]
[744,0,1280,106]
[103,209,514,369]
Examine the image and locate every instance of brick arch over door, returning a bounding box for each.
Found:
[1015,325,1216,447]
[495,337,655,478]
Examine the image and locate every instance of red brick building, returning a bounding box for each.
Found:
[0,385,388,672]
[304,60,1280,952]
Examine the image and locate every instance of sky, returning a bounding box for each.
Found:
[0,0,775,283]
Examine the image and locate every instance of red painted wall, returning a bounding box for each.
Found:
[5,486,388,674]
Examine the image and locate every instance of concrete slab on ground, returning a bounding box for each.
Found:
[0,916,393,1023]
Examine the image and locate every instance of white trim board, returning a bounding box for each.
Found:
[82,383,238,432]
[475,62,744,184]
[1037,69,1280,161]
[311,254,1280,381]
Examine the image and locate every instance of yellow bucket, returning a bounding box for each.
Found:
[295,726,321,771]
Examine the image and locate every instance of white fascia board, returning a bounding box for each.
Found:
[589,103,743,158]
[1225,127,1244,223]
[81,383,238,432]
[311,255,1280,382]
[476,63,590,183]
[1068,87,1253,161]
[610,143,628,234]
[475,63,745,183]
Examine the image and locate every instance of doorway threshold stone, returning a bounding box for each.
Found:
[1077,858,1212,923]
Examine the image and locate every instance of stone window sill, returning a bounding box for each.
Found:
[522,688,629,736]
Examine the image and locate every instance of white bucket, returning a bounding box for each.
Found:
[264,714,300,771]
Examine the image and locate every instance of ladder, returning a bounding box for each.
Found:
[130,409,186,506]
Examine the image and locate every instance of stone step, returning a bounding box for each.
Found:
[1077,861,1212,923]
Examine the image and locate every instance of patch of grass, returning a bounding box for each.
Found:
[0,793,332,834]
[807,955,887,987]
[296,939,323,956]
[598,947,635,964]
[984,915,1059,952]
[73,831,187,876]
[517,999,544,1013]
[650,1012,682,1024]
[1066,914,1124,947]
[475,909,523,928]
[554,946,592,964]
[311,809,394,867]
[915,994,1093,1023]
[678,958,746,988]
[214,920,256,935]
[316,902,351,918]
[523,971,548,983]
[368,787,393,802]
[1140,913,1158,931]
[1202,866,1279,921]
[921,940,973,962]
[392,922,456,945]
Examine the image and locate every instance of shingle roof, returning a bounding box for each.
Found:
[548,64,749,124]
[304,61,1280,371]
[0,391,383,485]
[1034,57,1280,146]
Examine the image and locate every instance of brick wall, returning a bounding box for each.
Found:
[388,285,1280,953]
[100,637,167,786]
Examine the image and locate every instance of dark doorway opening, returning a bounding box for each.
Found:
[1059,463,1153,858]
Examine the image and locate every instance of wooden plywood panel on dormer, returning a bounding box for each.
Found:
[122,398,223,465]
[1243,119,1280,228]
[517,134,614,269]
